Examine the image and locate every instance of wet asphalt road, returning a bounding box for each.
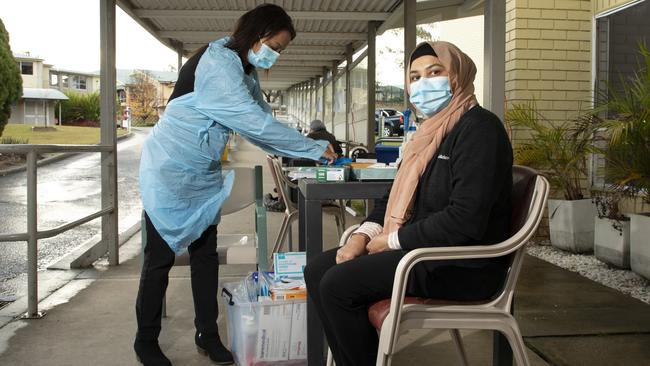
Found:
[0,128,150,298]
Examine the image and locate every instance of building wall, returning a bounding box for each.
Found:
[8,99,57,126]
[19,59,46,89]
[594,0,639,13]
[505,0,593,129]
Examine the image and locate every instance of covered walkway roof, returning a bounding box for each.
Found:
[116,0,486,91]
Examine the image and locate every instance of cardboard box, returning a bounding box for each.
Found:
[289,301,307,360]
[271,288,307,301]
[256,303,293,362]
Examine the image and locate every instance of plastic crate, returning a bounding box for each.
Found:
[375,144,400,164]
[223,283,307,366]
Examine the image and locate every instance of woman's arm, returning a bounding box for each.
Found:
[396,117,512,250]
[193,53,327,160]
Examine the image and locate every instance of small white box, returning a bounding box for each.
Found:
[273,252,306,279]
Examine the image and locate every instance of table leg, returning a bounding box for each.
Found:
[298,191,306,252]
[304,199,326,366]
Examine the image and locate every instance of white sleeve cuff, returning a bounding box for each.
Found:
[354,222,383,240]
[388,231,402,250]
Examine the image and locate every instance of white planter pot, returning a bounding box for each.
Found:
[630,213,650,280]
[594,216,630,268]
[548,198,597,253]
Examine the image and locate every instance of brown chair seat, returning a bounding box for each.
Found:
[368,297,489,330]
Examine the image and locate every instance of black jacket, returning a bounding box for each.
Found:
[307,129,343,156]
[366,105,513,269]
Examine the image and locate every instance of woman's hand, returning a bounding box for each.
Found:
[321,144,338,165]
[366,233,390,254]
[336,233,369,264]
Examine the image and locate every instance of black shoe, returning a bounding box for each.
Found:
[134,339,172,366]
[195,332,234,365]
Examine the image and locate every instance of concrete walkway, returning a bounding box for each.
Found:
[1,138,649,365]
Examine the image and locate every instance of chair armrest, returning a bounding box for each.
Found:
[338,224,360,247]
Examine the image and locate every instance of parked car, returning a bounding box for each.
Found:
[375,108,404,137]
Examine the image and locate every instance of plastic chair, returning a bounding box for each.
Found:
[141,166,268,316]
[266,155,345,260]
[326,166,549,366]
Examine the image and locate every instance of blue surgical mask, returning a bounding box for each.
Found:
[248,43,280,69]
[409,76,453,117]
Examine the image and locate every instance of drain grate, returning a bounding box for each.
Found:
[0,300,12,310]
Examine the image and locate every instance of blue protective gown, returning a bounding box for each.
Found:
[139,37,328,254]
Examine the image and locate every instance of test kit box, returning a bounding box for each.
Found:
[273,252,306,279]
[316,167,349,182]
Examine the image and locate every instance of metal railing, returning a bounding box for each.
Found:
[0,144,117,319]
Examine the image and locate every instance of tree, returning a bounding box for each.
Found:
[128,70,158,124]
[0,18,23,138]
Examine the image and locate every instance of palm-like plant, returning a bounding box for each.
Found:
[506,102,599,200]
[599,42,650,205]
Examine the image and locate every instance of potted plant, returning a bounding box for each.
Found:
[592,189,631,268]
[506,102,598,253]
[599,43,650,279]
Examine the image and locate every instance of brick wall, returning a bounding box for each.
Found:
[505,0,593,127]
[505,0,595,240]
[594,0,638,13]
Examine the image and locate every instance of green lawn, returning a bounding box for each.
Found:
[1,124,127,145]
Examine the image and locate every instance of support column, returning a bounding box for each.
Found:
[484,0,506,120]
[177,44,183,72]
[367,21,379,152]
[345,44,353,154]
[310,78,317,122]
[321,68,327,123]
[331,61,337,132]
[100,0,119,266]
[404,0,417,110]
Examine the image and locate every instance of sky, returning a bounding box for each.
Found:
[0,1,484,92]
[0,0,179,72]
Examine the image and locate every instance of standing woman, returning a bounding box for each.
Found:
[135,4,336,366]
[304,41,513,366]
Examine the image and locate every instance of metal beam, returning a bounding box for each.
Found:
[274,60,337,68]
[133,9,390,21]
[331,61,337,132]
[367,21,379,152]
[404,0,417,110]
[484,0,505,120]
[100,0,119,266]
[159,31,367,42]
[283,46,346,55]
[345,44,353,154]
[277,54,342,61]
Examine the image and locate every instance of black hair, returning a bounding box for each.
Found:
[225,4,296,74]
[409,43,437,66]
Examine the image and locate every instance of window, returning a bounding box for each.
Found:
[591,0,650,187]
[61,75,69,87]
[50,73,58,86]
[71,75,87,90]
[118,90,126,103]
[20,62,33,75]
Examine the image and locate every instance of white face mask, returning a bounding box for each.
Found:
[409,76,453,117]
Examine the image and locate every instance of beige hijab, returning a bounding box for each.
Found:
[383,41,478,234]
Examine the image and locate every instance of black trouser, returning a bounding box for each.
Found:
[135,212,221,341]
[304,248,506,366]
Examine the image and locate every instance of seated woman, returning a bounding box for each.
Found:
[304,41,513,366]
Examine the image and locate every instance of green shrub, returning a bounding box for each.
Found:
[57,91,100,123]
[1,136,29,144]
